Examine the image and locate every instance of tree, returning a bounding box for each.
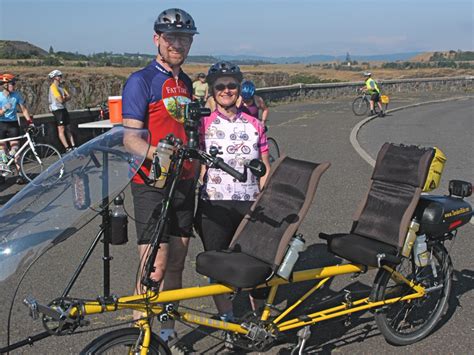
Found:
[49,45,54,54]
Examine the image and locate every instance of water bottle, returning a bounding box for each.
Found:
[109,196,128,245]
[412,234,429,267]
[150,137,174,189]
[277,234,306,280]
[401,220,420,257]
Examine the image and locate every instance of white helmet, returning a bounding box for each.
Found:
[363,72,372,77]
[48,70,63,79]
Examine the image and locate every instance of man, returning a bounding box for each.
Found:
[48,69,76,152]
[361,72,384,116]
[0,73,34,184]
[121,8,198,349]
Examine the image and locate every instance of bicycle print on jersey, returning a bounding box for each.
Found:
[201,112,266,201]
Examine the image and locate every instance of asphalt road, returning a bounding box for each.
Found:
[1,93,473,354]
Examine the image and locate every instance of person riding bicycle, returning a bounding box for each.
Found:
[0,73,34,184]
[239,80,269,124]
[192,72,209,106]
[196,61,271,327]
[361,72,384,117]
[48,70,76,153]
[121,7,199,349]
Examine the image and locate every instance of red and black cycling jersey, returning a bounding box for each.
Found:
[122,60,195,183]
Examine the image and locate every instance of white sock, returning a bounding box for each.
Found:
[219,311,234,322]
[159,328,176,342]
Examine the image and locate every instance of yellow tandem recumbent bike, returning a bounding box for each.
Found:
[0,123,472,354]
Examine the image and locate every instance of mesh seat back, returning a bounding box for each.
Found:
[352,143,434,248]
[230,156,330,268]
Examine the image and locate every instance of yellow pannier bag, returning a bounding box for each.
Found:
[423,147,447,192]
[381,95,390,104]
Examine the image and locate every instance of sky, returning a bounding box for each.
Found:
[1,0,473,57]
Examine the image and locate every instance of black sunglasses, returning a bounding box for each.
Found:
[214,83,239,91]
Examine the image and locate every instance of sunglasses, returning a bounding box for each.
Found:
[214,83,239,91]
[161,33,193,45]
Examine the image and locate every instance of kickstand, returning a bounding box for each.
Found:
[290,326,311,355]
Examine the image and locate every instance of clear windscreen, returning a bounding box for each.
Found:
[0,126,149,348]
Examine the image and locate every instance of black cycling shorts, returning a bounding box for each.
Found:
[131,179,196,245]
[52,108,70,126]
[371,92,380,102]
[195,199,253,251]
[0,121,20,139]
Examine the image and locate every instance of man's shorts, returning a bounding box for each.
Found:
[0,121,20,139]
[52,108,70,126]
[131,179,196,245]
[371,92,380,102]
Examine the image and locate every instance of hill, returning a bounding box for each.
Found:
[218,52,423,64]
[0,40,48,59]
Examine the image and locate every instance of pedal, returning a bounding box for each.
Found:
[23,297,39,320]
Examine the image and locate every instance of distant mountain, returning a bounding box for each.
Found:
[0,40,48,59]
[217,52,423,64]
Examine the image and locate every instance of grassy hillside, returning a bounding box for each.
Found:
[0,40,48,59]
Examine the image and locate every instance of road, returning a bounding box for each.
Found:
[0,93,473,354]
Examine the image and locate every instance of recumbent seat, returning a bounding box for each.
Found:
[320,143,435,267]
[196,156,330,288]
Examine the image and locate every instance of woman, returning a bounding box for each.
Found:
[239,80,269,124]
[196,61,271,321]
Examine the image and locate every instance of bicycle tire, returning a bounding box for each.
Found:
[80,327,170,355]
[20,144,62,183]
[352,97,369,116]
[267,137,280,164]
[20,143,63,184]
[371,244,452,345]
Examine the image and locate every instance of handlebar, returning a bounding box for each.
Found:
[212,156,246,182]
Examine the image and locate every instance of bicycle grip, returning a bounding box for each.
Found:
[214,158,246,182]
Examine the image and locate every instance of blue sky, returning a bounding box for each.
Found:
[1,0,472,57]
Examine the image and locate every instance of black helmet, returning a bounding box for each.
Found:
[207,61,243,85]
[154,8,198,35]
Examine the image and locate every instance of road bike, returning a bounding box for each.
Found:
[0,127,472,354]
[352,91,389,116]
[0,124,63,184]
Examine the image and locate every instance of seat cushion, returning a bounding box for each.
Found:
[325,233,400,267]
[196,250,273,288]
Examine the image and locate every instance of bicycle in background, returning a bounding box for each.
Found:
[352,90,390,116]
[0,124,63,184]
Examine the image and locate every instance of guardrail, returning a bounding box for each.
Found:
[31,76,473,149]
[256,76,474,103]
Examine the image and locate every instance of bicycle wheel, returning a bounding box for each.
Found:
[80,327,170,355]
[352,97,369,116]
[371,244,452,345]
[267,137,280,164]
[20,143,62,183]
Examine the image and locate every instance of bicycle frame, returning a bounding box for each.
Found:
[0,131,37,168]
[65,263,425,354]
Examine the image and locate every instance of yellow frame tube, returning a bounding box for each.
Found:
[75,264,367,318]
[273,277,331,324]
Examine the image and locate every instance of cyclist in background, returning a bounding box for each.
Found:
[239,80,269,124]
[361,72,384,117]
[48,70,76,153]
[192,72,209,106]
[0,73,34,184]
[196,61,271,328]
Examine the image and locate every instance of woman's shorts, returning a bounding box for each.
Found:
[0,121,20,139]
[52,109,71,126]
